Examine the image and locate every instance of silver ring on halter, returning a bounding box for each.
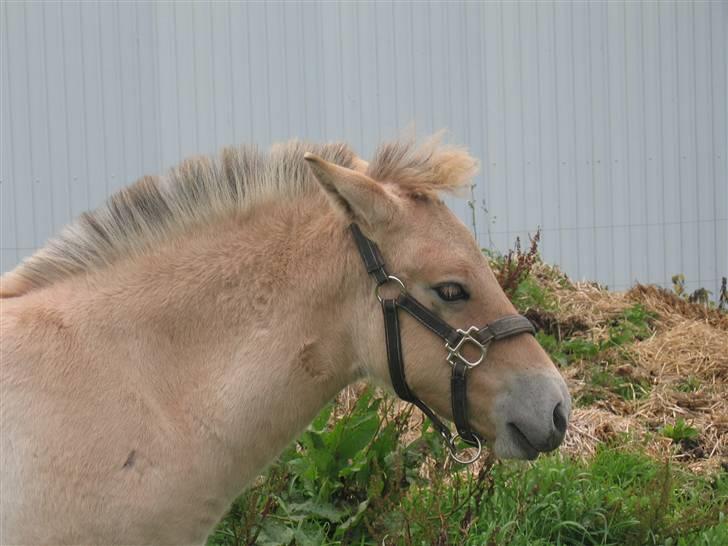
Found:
[448,433,482,465]
[445,326,488,368]
[375,275,406,303]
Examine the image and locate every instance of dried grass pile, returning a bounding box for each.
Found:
[533,265,728,474]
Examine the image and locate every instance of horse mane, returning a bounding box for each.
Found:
[0,136,477,297]
[368,133,478,198]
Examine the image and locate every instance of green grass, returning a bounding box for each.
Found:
[393,447,727,546]
[206,392,727,546]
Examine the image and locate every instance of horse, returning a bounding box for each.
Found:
[0,136,570,544]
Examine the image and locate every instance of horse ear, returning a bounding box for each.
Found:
[350,156,369,173]
[304,153,398,227]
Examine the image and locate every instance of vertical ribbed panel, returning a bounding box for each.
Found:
[1,0,726,293]
[1,0,18,271]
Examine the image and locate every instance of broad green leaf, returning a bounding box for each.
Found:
[258,519,295,545]
[311,403,333,432]
[287,499,346,523]
[337,413,378,461]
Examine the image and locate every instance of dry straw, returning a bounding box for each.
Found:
[545,270,727,474]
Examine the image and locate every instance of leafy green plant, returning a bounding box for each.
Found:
[660,419,700,444]
[677,376,701,393]
[535,301,653,371]
[536,331,567,366]
[208,389,448,545]
[511,276,556,314]
[560,337,601,360]
[536,332,601,368]
[672,274,687,298]
[605,304,656,348]
[576,364,651,406]
[672,273,727,309]
[209,391,725,546]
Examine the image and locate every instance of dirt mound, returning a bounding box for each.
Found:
[628,283,728,331]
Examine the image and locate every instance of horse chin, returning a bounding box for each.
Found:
[492,433,540,461]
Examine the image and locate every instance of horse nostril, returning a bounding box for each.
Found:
[553,402,568,436]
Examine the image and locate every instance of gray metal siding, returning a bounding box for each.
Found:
[1,0,726,294]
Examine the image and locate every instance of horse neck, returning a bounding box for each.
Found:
[64,198,364,484]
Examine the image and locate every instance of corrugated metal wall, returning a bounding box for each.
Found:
[1,1,726,293]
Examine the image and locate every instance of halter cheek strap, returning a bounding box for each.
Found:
[350,223,536,464]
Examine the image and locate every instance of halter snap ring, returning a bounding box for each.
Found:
[447,433,482,465]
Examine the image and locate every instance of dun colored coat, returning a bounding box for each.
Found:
[0,136,570,544]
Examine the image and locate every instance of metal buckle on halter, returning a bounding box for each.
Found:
[445,326,488,368]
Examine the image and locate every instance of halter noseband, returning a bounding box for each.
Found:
[350,224,535,464]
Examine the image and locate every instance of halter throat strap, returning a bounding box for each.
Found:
[349,223,535,463]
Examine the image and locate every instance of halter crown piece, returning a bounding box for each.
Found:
[350,224,536,464]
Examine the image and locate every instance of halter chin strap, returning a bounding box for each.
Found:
[350,223,536,464]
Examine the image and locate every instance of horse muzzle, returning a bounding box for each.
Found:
[491,373,572,460]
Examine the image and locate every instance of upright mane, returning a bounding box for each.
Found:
[1,136,477,297]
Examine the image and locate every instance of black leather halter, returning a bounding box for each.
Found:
[350,223,536,464]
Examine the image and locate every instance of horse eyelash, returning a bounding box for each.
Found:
[434,282,470,301]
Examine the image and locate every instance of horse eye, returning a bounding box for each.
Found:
[434,282,469,302]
